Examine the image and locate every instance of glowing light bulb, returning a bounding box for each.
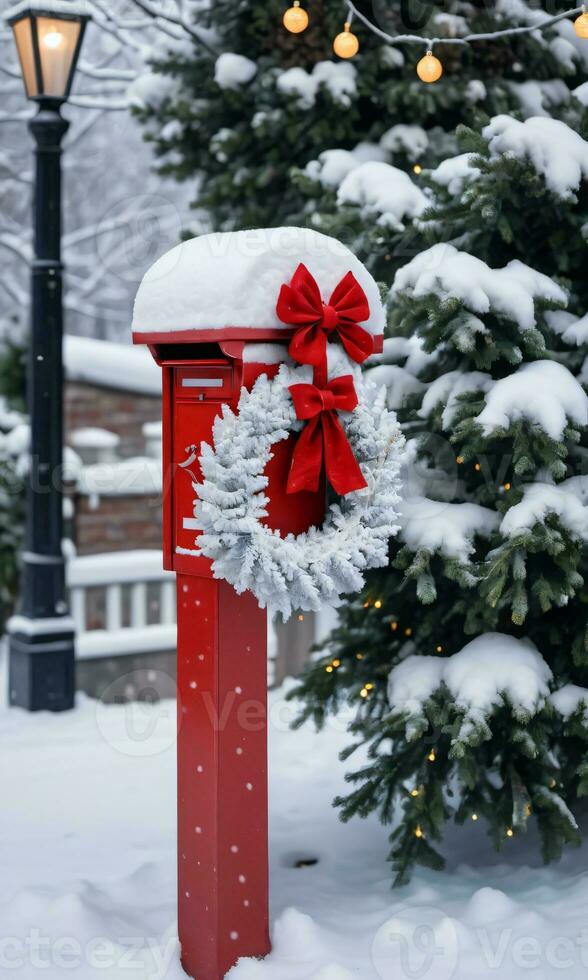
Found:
[410,788,420,797]
[333,22,359,58]
[471,813,478,821]
[391,622,398,632]
[436,645,443,653]
[43,26,65,49]
[574,11,588,37]
[413,164,423,175]
[298,613,305,621]
[506,828,514,838]
[374,599,382,609]
[428,750,436,762]
[283,1,309,34]
[325,665,334,674]
[415,825,424,838]
[417,51,443,84]
[332,659,341,668]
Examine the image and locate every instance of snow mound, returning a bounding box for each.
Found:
[214,52,257,90]
[476,360,588,441]
[337,162,428,230]
[380,123,429,159]
[419,370,493,428]
[546,309,588,347]
[276,61,357,108]
[399,496,499,562]
[552,684,588,720]
[483,116,588,199]
[365,364,425,410]
[388,634,552,721]
[132,228,385,337]
[500,482,588,540]
[391,243,566,331]
[429,153,480,196]
[304,145,385,189]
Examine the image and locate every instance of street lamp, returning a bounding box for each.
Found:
[5,0,91,712]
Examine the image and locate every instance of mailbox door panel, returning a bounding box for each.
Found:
[172,361,237,560]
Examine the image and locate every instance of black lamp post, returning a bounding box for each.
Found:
[6,0,91,712]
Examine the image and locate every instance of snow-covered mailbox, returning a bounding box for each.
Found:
[132,227,391,979]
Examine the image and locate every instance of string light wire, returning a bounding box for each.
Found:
[344,0,584,50]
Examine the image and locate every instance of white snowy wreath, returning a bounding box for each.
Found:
[191,361,404,620]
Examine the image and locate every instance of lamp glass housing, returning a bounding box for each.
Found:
[8,5,88,102]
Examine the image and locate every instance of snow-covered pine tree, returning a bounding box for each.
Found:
[0,337,26,631]
[290,116,588,884]
[135,0,588,232]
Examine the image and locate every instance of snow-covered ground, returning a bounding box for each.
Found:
[1,648,588,980]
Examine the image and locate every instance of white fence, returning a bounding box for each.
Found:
[67,550,177,661]
[67,549,325,686]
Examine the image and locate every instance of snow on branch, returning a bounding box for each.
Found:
[483,115,588,199]
[392,244,567,332]
[399,496,499,563]
[388,633,553,745]
[475,360,588,441]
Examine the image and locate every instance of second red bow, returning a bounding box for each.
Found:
[277,263,374,367]
[287,375,368,496]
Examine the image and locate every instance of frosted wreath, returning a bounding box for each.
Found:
[189,362,404,619]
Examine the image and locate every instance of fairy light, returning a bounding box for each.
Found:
[360,687,369,698]
[333,18,360,58]
[575,5,588,34]
[474,463,481,472]
[503,483,512,491]
[356,652,365,660]
[332,658,341,667]
[428,750,436,762]
[456,455,465,464]
[436,645,443,653]
[391,621,398,632]
[410,788,420,797]
[415,825,424,838]
[363,600,371,609]
[404,627,413,637]
[325,665,334,674]
[417,50,443,83]
[413,164,423,175]
[506,827,514,838]
[374,599,383,609]
[365,682,374,691]
[471,813,479,821]
[283,1,309,33]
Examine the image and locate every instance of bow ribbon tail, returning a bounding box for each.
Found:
[288,323,328,367]
[322,412,368,495]
[337,322,375,364]
[287,416,324,494]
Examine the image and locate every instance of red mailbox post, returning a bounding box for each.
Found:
[133,228,384,979]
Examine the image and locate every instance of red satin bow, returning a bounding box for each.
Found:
[276,263,374,367]
[287,376,368,496]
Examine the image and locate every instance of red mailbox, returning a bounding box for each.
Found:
[132,228,384,979]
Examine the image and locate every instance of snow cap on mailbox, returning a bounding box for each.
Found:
[132,226,385,350]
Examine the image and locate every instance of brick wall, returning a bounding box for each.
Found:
[65,380,163,556]
[72,493,163,555]
[65,381,161,459]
